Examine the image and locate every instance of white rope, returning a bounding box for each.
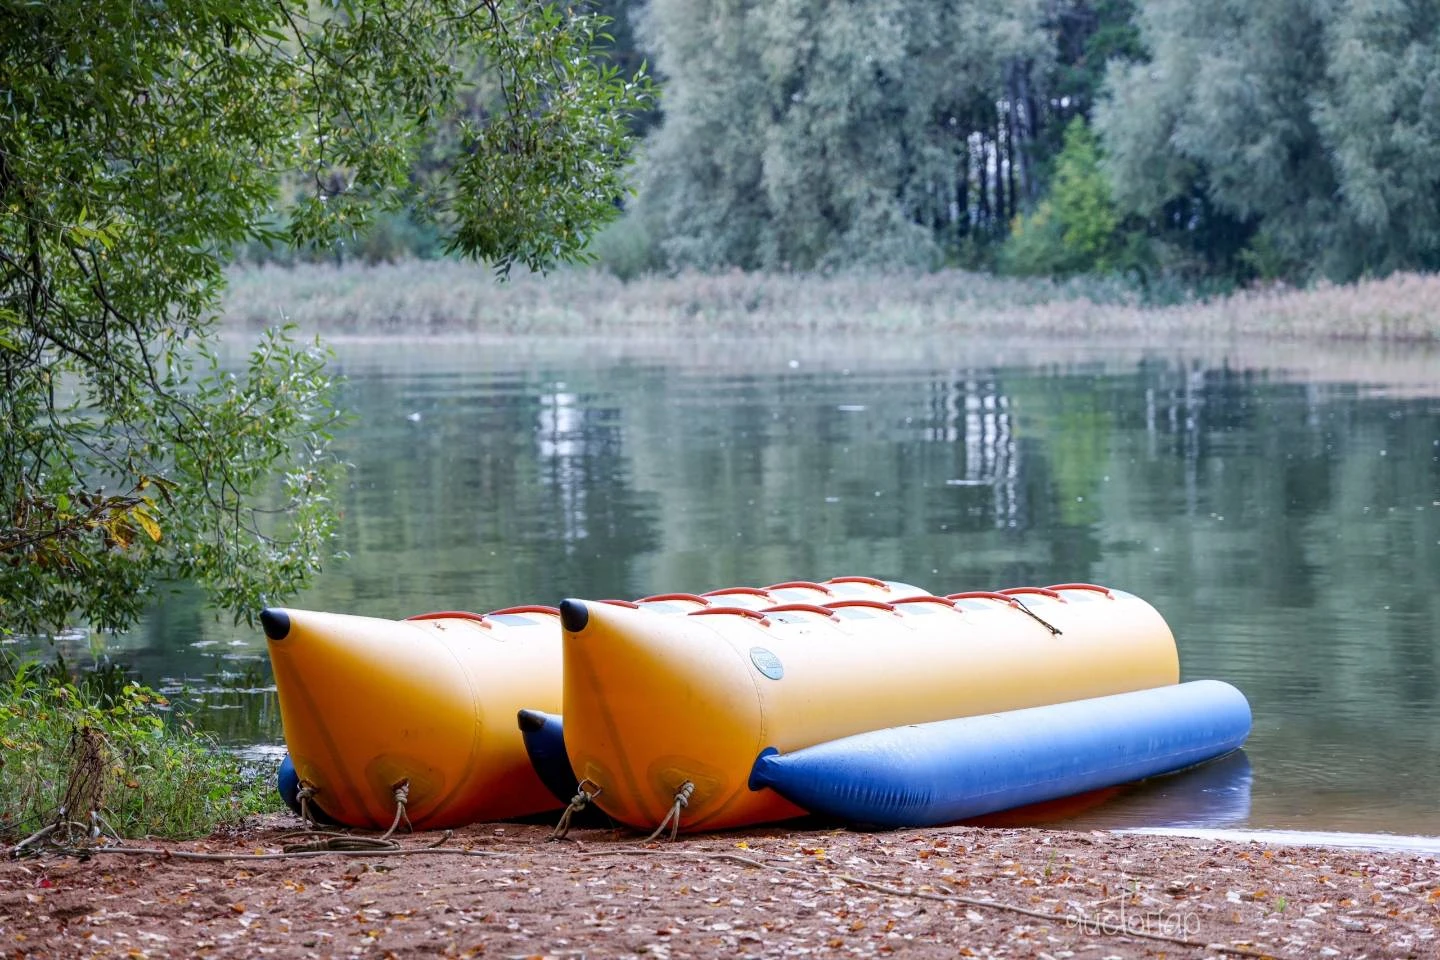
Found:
[642,781,694,843]
[550,778,601,841]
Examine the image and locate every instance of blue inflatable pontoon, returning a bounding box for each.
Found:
[748,679,1252,828]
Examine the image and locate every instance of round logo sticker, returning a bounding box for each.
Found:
[749,646,784,680]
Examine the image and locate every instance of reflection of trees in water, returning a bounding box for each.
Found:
[537,390,589,549]
[241,367,664,612]
[535,387,656,569]
[926,376,1021,530]
[1143,362,1265,518]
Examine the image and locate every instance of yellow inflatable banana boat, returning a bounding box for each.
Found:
[262,577,928,829]
[559,584,1180,833]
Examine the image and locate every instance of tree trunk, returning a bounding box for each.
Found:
[957,142,970,242]
[1010,58,1037,202]
[994,114,1007,230]
[1005,95,1017,222]
[978,135,991,233]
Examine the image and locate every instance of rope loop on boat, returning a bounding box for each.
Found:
[643,780,694,843]
[549,778,602,841]
[1011,597,1063,636]
[295,780,320,828]
[379,779,412,842]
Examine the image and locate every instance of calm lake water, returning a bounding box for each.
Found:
[29,335,1440,837]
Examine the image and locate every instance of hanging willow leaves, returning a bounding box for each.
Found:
[0,0,652,635]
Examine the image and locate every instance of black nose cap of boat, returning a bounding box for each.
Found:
[260,608,291,641]
[559,598,589,633]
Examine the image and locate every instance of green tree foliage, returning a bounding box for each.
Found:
[1315,0,1440,274]
[591,0,663,138]
[1051,121,1121,263]
[0,0,651,635]
[1003,118,1128,276]
[632,0,1054,271]
[1097,0,1440,280]
[1031,0,1145,179]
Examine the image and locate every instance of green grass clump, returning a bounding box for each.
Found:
[0,657,279,842]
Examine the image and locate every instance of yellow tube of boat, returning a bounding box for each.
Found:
[263,577,930,829]
[264,605,562,829]
[560,584,1180,833]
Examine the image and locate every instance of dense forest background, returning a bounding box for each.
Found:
[245,0,1440,288]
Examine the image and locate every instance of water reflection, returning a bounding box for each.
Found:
[1020,750,1254,832]
[963,750,1253,832]
[18,338,1440,836]
[927,377,1021,530]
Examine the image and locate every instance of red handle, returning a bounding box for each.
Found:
[703,586,771,598]
[825,599,897,613]
[761,603,839,620]
[764,580,834,594]
[404,605,559,625]
[945,591,1020,606]
[1046,582,1114,598]
[404,610,489,623]
[826,575,889,587]
[486,605,560,618]
[893,596,961,610]
[1000,586,1065,601]
[640,592,712,605]
[690,606,771,624]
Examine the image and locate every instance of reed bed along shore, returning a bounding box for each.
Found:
[222,261,1440,343]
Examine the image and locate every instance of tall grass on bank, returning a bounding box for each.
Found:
[1,657,277,842]
[222,262,1440,343]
